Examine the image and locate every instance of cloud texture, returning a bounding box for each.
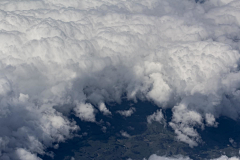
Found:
[1,0,240,159]
[146,154,240,160]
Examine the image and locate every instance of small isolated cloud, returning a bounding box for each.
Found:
[229,138,237,147]
[101,126,107,133]
[147,109,165,125]
[98,102,112,116]
[74,103,96,122]
[117,107,136,117]
[169,103,203,147]
[205,113,218,127]
[53,144,59,149]
[120,130,131,138]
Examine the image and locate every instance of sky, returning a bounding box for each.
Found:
[0,0,240,159]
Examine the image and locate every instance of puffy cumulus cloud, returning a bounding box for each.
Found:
[145,155,240,160]
[117,107,136,117]
[98,102,112,116]
[1,0,240,159]
[74,103,96,122]
[0,91,78,160]
[205,113,218,127]
[16,148,42,160]
[147,109,165,124]
[169,103,203,147]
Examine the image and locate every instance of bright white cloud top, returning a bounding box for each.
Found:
[1,0,240,159]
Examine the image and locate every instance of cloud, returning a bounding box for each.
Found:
[169,103,203,147]
[146,154,240,160]
[117,107,136,117]
[205,113,218,127]
[98,102,112,116]
[16,148,42,160]
[120,130,131,138]
[147,109,165,125]
[0,0,240,159]
[74,103,96,122]
[146,154,191,160]
[213,156,240,160]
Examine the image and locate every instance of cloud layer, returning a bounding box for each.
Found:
[1,0,240,159]
[146,154,240,160]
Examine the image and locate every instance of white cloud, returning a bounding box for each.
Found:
[98,102,112,116]
[74,103,96,122]
[147,73,172,105]
[169,103,203,147]
[1,0,240,159]
[16,148,42,160]
[147,109,165,124]
[205,113,218,127]
[120,130,131,138]
[117,107,136,117]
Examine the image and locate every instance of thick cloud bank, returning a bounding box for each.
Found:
[1,0,240,159]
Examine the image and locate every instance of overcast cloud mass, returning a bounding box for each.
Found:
[1,0,240,159]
